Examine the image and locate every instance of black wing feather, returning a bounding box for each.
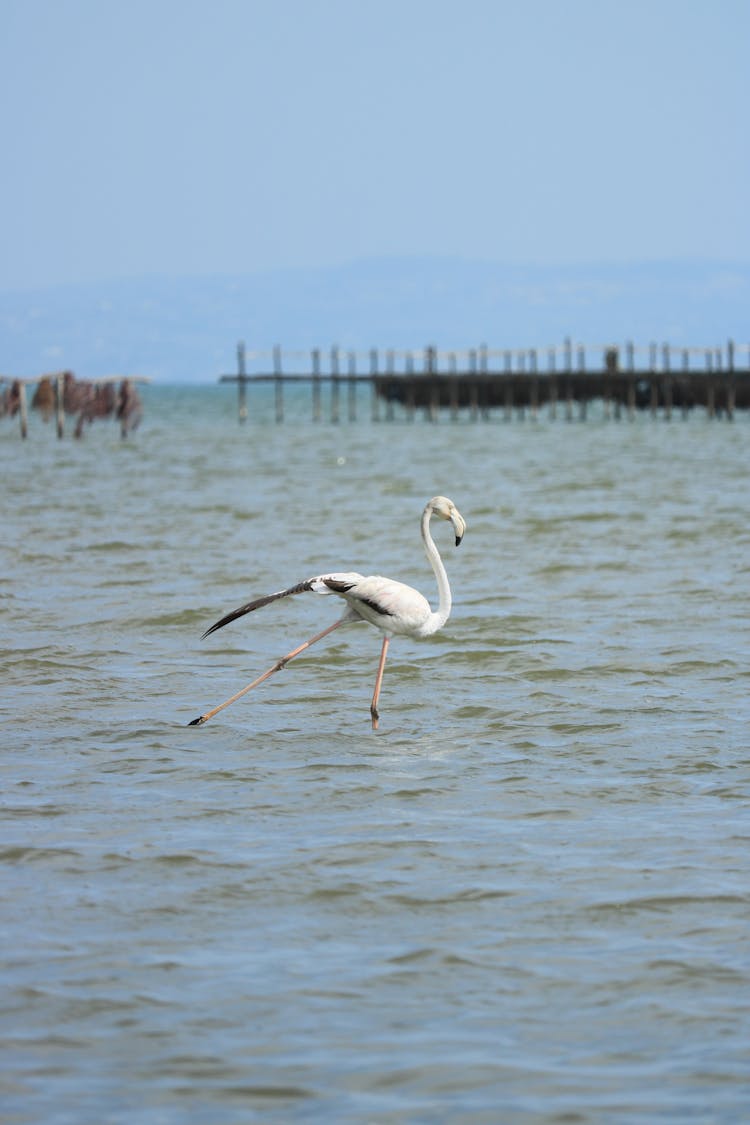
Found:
[201,578,316,639]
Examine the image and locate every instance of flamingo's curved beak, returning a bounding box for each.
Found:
[450,507,466,547]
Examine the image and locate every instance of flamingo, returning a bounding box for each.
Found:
[188,495,466,729]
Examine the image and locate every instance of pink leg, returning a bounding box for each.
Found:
[370,636,390,730]
[189,618,346,726]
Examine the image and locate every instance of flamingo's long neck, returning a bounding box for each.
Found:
[421,506,452,634]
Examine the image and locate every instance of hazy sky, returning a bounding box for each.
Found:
[1,0,748,292]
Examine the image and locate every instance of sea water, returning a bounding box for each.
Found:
[1,386,748,1122]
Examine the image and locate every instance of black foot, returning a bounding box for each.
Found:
[188,715,206,726]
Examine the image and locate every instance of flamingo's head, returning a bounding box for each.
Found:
[427,496,466,546]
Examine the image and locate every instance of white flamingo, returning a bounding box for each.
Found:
[189,495,466,729]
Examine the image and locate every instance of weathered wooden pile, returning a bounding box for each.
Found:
[0,372,147,439]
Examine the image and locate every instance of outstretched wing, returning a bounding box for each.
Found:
[200,572,365,639]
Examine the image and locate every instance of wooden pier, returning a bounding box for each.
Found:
[221,340,749,422]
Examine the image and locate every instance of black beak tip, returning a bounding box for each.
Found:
[455,535,462,547]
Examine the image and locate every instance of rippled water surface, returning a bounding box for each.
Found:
[2,387,749,1123]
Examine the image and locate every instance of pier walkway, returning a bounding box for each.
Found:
[221,340,749,423]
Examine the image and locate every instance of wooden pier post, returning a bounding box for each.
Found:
[479,344,489,420]
[18,381,28,439]
[503,351,512,421]
[681,349,690,419]
[273,344,284,423]
[715,348,724,418]
[385,349,396,423]
[564,338,573,421]
[706,350,715,418]
[548,347,557,420]
[448,352,458,421]
[604,346,617,420]
[347,351,357,422]
[516,351,526,421]
[426,346,439,422]
[727,339,735,420]
[405,352,416,422]
[649,343,658,417]
[479,342,490,423]
[370,349,380,422]
[626,341,635,419]
[311,348,321,421]
[237,341,248,423]
[469,349,479,421]
[577,346,587,421]
[662,343,672,420]
[330,345,340,424]
[529,349,539,420]
[55,372,65,438]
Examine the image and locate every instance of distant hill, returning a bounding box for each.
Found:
[1,258,747,383]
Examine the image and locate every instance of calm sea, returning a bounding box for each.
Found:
[2,385,749,1124]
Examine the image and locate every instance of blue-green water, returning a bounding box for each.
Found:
[2,386,749,1123]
